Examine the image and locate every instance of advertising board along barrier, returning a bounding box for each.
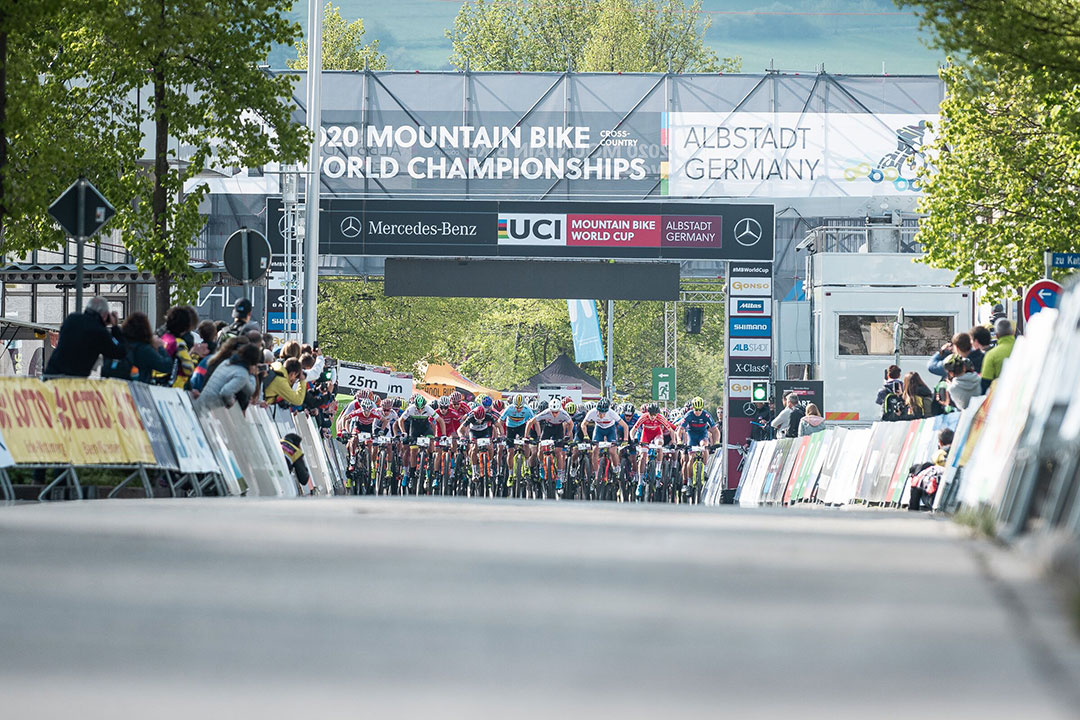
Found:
[719,410,965,509]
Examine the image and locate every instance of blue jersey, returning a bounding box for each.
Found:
[501,405,534,428]
[617,413,640,441]
[680,410,715,442]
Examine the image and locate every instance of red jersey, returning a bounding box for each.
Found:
[632,413,676,444]
[346,407,384,432]
[435,405,463,435]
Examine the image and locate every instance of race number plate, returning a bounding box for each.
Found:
[540,439,554,448]
[417,436,431,448]
[597,442,611,449]
[375,436,391,445]
[357,432,371,442]
[477,438,491,448]
[514,438,525,446]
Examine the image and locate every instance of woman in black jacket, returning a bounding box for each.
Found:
[104,312,174,383]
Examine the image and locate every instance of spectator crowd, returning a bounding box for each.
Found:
[874,311,1015,422]
[42,296,340,485]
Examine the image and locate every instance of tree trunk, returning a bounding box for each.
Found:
[151,64,169,326]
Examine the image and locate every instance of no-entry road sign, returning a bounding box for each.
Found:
[1023,279,1063,322]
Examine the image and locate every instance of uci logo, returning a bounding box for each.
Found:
[499,214,566,244]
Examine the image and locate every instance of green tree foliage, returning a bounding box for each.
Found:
[0,1,138,256]
[288,3,388,71]
[0,1,310,323]
[899,0,1080,295]
[447,0,739,73]
[319,281,725,407]
[915,62,1080,297]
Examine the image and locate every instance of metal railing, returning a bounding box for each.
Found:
[803,223,923,254]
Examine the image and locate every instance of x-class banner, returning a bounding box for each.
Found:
[664,112,937,198]
[729,356,772,377]
[266,198,774,261]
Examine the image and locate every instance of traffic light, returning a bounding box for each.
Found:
[751,380,769,403]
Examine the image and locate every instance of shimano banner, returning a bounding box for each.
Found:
[567,299,605,364]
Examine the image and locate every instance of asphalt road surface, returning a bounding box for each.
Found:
[1,497,1078,719]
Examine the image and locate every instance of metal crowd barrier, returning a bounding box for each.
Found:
[719,276,1080,547]
[0,376,346,501]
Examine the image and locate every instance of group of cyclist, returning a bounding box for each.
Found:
[336,388,720,497]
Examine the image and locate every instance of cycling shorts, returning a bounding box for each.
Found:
[592,425,618,443]
[469,426,493,440]
[407,419,434,440]
[687,432,709,448]
[640,429,667,445]
[540,424,565,441]
[505,424,527,442]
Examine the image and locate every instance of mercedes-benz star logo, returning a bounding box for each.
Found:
[734,217,763,247]
[340,216,361,239]
[742,401,757,417]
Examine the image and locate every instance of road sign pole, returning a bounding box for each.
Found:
[240,227,252,301]
[75,179,86,312]
[1044,249,1052,280]
[605,299,613,397]
[303,0,323,344]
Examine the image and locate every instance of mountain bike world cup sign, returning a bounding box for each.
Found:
[663,112,937,198]
[336,362,415,399]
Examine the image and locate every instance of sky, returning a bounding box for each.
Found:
[269,0,945,75]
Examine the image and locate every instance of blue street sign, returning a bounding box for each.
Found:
[1051,253,1080,269]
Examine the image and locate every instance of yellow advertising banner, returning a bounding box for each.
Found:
[0,378,67,463]
[101,380,156,465]
[0,378,157,465]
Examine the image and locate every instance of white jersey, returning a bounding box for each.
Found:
[535,408,572,426]
[584,408,620,429]
[401,404,436,421]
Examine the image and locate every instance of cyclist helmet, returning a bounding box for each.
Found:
[564,401,577,415]
[622,402,635,416]
[450,391,463,403]
[597,398,611,413]
[477,394,492,409]
[360,398,375,411]
[414,395,426,410]
[692,396,704,411]
[513,393,525,408]
[647,403,659,415]
[538,400,549,412]
[472,405,486,419]
[493,399,506,412]
[381,398,393,410]
[438,396,452,408]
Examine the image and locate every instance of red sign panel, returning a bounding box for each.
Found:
[1022,279,1063,322]
[566,214,660,247]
